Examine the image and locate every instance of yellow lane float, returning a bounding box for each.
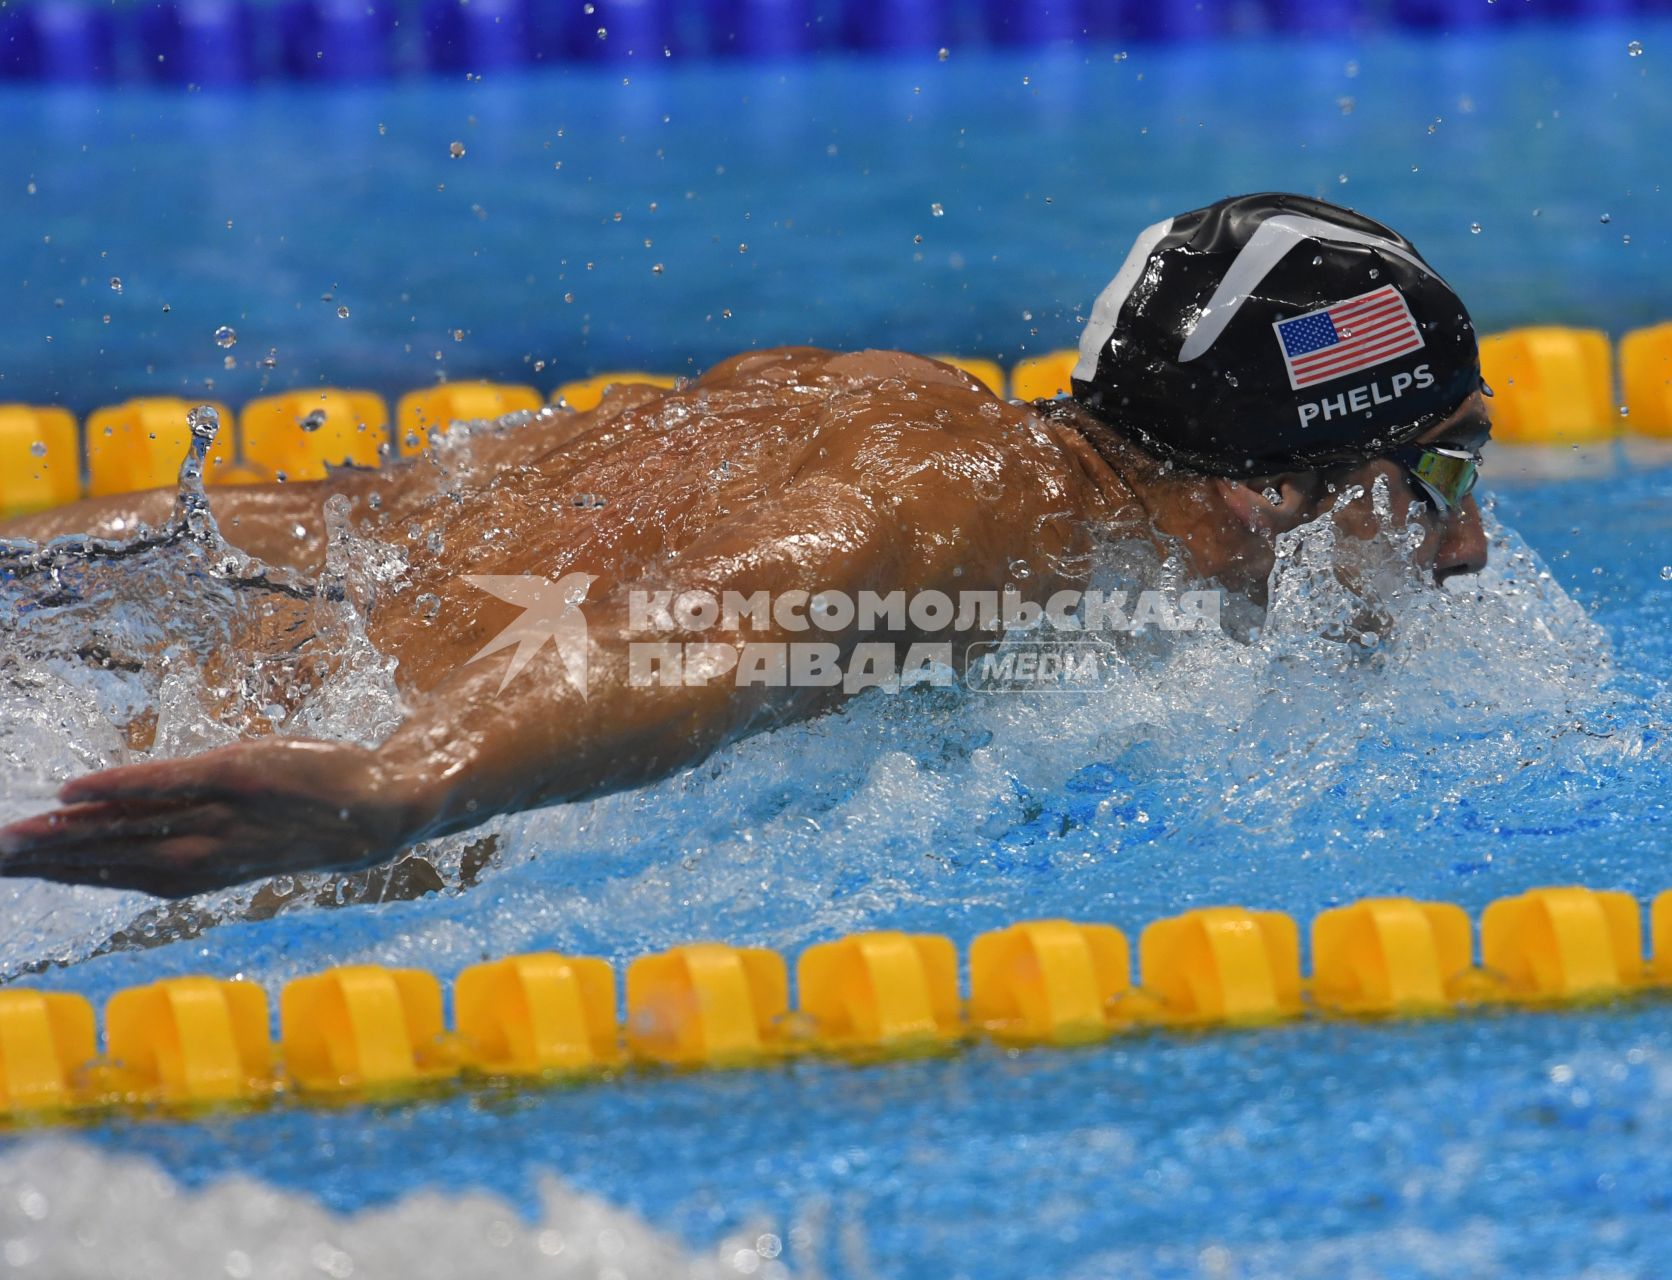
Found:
[241,389,389,481]
[1478,327,1616,444]
[7,885,1672,1122]
[395,381,542,457]
[0,405,79,517]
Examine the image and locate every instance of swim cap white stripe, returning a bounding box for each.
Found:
[1071,216,1175,384]
[1176,213,1440,363]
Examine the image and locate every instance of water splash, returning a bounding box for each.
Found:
[0,1139,784,1280]
[0,400,1643,984]
[0,405,410,970]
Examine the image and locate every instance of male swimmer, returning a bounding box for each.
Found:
[0,193,1490,897]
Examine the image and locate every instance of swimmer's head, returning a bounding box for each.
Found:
[1070,192,1481,476]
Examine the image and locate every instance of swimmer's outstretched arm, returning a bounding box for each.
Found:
[0,473,977,897]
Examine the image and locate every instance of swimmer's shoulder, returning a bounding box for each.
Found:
[692,346,1001,402]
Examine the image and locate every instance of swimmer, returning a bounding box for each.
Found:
[0,193,1490,897]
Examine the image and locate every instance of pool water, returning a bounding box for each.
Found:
[0,20,1666,411]
[1,18,1671,1280]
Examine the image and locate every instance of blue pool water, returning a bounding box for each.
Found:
[0,19,1666,411]
[1,17,1671,1280]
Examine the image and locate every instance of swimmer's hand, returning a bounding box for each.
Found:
[0,739,421,898]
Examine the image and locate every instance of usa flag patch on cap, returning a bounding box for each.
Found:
[1273,285,1425,391]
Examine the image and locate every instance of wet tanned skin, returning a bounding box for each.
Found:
[0,348,1488,896]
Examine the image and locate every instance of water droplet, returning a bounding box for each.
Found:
[1623,234,1632,245]
[337,305,350,318]
[931,202,944,217]
[652,262,664,274]
[214,325,237,348]
[1368,268,1379,279]
[108,276,122,293]
[1628,39,1643,56]
[29,440,46,457]
[1312,255,1323,266]
[596,26,607,39]
[1469,222,1482,235]
[449,140,465,158]
[299,409,327,433]
[938,46,949,60]
[416,592,441,619]
[188,403,219,445]
[1338,173,1348,184]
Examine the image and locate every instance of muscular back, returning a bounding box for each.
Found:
[3,348,1131,695]
[363,347,1127,691]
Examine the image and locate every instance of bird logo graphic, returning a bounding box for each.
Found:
[461,573,597,696]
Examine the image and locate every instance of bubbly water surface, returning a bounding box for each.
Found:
[1,387,1670,1274]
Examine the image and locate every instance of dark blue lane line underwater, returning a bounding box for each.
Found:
[0,0,1653,85]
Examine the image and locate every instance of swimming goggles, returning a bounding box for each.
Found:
[1384,443,1482,516]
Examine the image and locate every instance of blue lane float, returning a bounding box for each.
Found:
[711,0,817,59]
[0,0,1661,84]
[137,0,257,85]
[277,0,395,80]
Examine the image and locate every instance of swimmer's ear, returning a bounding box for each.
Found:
[1212,474,1317,534]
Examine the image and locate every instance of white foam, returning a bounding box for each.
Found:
[0,1138,788,1280]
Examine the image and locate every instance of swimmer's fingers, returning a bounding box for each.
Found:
[1,835,230,899]
[5,739,414,896]
[0,798,234,858]
[56,738,388,811]
[0,803,369,899]
[56,744,283,805]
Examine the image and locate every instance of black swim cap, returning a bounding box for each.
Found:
[1070,193,1480,476]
